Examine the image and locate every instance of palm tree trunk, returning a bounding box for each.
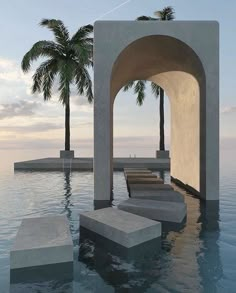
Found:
[65,101,70,151]
[159,87,165,151]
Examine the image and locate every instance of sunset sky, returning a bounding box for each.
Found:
[0,0,235,157]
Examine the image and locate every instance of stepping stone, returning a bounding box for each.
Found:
[118,198,187,223]
[124,168,150,171]
[127,177,164,185]
[129,184,173,191]
[10,215,73,269]
[80,207,161,248]
[130,189,184,202]
[125,174,158,179]
[124,171,152,175]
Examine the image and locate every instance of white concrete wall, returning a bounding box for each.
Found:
[94,21,219,201]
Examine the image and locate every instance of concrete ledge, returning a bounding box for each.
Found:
[80,207,161,248]
[118,199,187,223]
[156,150,170,159]
[60,150,74,159]
[10,215,73,269]
[130,190,184,202]
[14,158,170,171]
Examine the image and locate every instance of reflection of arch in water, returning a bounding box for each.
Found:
[197,201,223,292]
[94,21,219,203]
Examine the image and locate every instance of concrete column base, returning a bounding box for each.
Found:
[60,150,74,159]
[156,150,170,159]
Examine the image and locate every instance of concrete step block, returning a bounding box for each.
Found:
[10,215,73,269]
[129,184,173,191]
[130,189,184,202]
[118,198,187,223]
[127,177,164,185]
[80,207,161,248]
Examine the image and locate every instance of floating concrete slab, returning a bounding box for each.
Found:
[14,158,170,171]
[127,177,164,185]
[10,215,73,269]
[130,189,184,202]
[118,199,187,223]
[129,184,173,191]
[80,207,161,248]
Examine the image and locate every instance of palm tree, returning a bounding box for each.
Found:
[21,19,93,152]
[124,7,175,151]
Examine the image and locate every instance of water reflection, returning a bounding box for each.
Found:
[78,227,163,292]
[197,200,223,292]
[62,171,73,220]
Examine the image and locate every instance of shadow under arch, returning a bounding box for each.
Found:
[110,34,206,199]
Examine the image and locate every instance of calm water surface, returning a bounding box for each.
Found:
[0,150,236,292]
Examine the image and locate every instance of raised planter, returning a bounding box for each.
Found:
[60,150,74,159]
[156,150,170,159]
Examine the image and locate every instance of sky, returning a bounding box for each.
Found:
[0,0,235,157]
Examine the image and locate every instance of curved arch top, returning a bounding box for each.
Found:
[94,21,219,202]
[110,34,206,101]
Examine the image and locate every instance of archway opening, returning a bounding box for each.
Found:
[113,80,171,158]
[111,35,206,195]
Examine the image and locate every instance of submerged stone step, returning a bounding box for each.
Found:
[129,184,173,191]
[127,177,164,185]
[10,215,73,269]
[130,189,184,202]
[118,198,187,223]
[80,207,161,248]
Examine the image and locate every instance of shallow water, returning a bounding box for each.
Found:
[0,150,236,292]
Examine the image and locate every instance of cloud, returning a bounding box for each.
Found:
[0,100,40,119]
[221,106,236,114]
[0,122,63,133]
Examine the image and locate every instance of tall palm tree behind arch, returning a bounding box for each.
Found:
[21,19,93,152]
[124,6,175,151]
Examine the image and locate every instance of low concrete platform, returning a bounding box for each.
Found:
[130,189,184,202]
[10,215,73,269]
[14,157,170,171]
[118,199,187,223]
[127,177,164,184]
[80,207,161,248]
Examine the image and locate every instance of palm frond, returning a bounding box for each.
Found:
[123,80,135,91]
[136,15,151,21]
[151,82,160,98]
[71,24,93,44]
[21,40,63,72]
[32,58,58,95]
[154,6,175,21]
[40,19,70,47]
[134,80,146,106]
[58,61,75,104]
[75,66,93,103]
[72,42,93,66]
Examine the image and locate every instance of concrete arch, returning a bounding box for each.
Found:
[94,21,219,202]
